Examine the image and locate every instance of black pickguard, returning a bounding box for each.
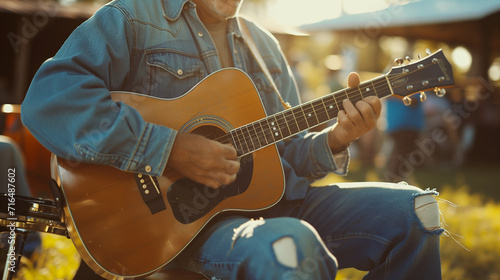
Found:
[167,154,254,224]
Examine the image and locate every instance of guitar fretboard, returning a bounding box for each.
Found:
[228,75,393,156]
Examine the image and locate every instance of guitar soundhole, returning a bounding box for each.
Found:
[167,125,254,224]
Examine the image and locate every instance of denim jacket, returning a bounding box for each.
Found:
[21,0,348,200]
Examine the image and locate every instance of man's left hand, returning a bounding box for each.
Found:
[327,72,382,153]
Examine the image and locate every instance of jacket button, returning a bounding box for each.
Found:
[198,32,203,37]
[145,165,152,172]
[177,69,184,75]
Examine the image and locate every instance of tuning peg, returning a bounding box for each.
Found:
[394,58,404,65]
[403,96,412,106]
[417,54,422,59]
[405,56,412,62]
[420,92,427,102]
[426,49,432,55]
[434,88,446,97]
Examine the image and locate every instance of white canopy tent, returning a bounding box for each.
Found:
[301,0,500,32]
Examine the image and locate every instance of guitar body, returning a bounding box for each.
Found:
[52,69,285,279]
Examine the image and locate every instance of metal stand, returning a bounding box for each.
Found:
[1,228,28,280]
[1,194,67,280]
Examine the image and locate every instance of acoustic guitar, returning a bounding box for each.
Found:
[51,49,454,279]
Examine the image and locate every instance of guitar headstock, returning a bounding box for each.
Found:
[387,49,454,105]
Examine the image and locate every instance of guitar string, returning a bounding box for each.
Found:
[209,66,438,154]
[216,80,389,153]
[230,77,392,150]
[214,74,396,153]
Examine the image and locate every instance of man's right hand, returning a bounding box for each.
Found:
[167,133,240,189]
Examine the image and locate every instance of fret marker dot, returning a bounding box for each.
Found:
[308,113,312,117]
[275,132,279,136]
[273,127,277,131]
[271,122,275,125]
[366,88,370,91]
[329,105,333,109]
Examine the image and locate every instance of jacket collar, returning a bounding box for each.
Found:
[162,0,190,21]
[160,0,243,39]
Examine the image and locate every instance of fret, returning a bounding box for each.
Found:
[294,106,308,131]
[321,98,332,119]
[233,128,249,155]
[260,119,274,144]
[344,89,350,103]
[302,102,318,128]
[275,113,290,139]
[243,125,256,152]
[284,109,300,135]
[312,101,322,124]
[355,89,362,102]
[246,122,258,150]
[358,85,364,99]
[238,127,251,154]
[370,80,379,97]
[324,96,339,118]
[332,94,340,112]
[312,99,329,124]
[277,112,292,138]
[251,122,263,149]
[228,130,241,154]
[348,87,362,104]
[382,76,394,98]
[362,83,370,97]
[269,116,281,142]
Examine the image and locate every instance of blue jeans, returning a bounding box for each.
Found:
[174,183,443,280]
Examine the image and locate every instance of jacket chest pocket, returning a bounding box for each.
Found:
[145,51,206,98]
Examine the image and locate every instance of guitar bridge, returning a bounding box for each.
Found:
[134,174,166,215]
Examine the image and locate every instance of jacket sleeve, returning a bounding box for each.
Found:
[21,5,175,177]
[277,54,349,180]
[252,29,349,180]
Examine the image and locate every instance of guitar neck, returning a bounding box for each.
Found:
[229,74,393,156]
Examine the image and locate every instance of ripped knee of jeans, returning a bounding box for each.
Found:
[272,236,298,268]
[414,194,441,231]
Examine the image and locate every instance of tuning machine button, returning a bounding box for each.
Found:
[434,88,446,97]
[403,96,412,106]
[420,92,427,102]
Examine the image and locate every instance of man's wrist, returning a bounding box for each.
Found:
[330,142,350,154]
[327,129,350,154]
